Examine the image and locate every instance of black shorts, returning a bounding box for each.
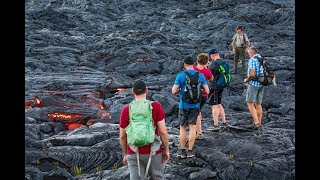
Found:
[200,96,208,110]
[178,108,199,126]
[208,88,224,105]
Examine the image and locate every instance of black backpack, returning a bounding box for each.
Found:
[182,71,202,104]
[255,56,276,86]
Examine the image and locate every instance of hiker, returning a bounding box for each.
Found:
[232,25,250,75]
[172,56,209,158]
[207,48,229,131]
[119,80,170,179]
[243,47,264,130]
[193,53,213,140]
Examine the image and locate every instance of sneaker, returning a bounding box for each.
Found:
[196,133,204,140]
[177,149,187,159]
[221,122,228,128]
[247,123,260,130]
[208,125,220,131]
[187,150,195,158]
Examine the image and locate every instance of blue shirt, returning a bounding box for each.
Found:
[247,54,263,87]
[174,69,208,109]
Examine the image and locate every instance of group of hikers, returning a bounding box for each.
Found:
[119,26,267,179]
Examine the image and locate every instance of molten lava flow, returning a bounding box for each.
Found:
[127,57,151,62]
[116,88,126,91]
[48,112,84,121]
[48,112,87,130]
[25,96,42,108]
[66,123,83,130]
[98,110,112,119]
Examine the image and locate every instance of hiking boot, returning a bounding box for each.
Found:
[221,122,228,128]
[195,133,204,140]
[187,150,195,158]
[177,149,187,159]
[208,125,220,131]
[247,123,260,130]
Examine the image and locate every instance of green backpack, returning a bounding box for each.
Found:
[125,100,161,177]
[126,100,155,147]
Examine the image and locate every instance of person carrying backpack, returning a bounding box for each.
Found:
[232,25,251,75]
[119,80,170,179]
[207,48,229,131]
[243,47,264,130]
[172,56,209,158]
[193,53,214,140]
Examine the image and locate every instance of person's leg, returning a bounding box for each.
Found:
[208,89,220,129]
[211,105,219,126]
[186,108,198,150]
[234,48,239,73]
[246,102,259,125]
[255,103,262,126]
[217,89,226,124]
[148,153,165,180]
[239,48,246,73]
[219,104,226,124]
[188,124,197,150]
[255,87,264,126]
[127,154,146,180]
[245,85,259,125]
[178,109,187,149]
[179,125,187,149]
[196,112,202,134]
[196,96,206,137]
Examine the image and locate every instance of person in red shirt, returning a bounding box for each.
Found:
[119,80,170,179]
[193,53,214,139]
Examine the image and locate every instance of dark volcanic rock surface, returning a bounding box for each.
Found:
[25,0,295,179]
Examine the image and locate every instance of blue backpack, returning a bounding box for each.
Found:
[214,60,231,89]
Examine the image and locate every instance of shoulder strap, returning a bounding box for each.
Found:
[184,71,191,77]
[256,56,263,67]
[185,70,199,77]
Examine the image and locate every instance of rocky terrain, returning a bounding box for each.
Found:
[25,0,295,179]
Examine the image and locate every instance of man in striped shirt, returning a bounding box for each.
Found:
[243,47,264,130]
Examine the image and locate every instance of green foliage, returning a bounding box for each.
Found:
[229,153,236,158]
[96,166,103,174]
[73,165,83,176]
[112,163,118,171]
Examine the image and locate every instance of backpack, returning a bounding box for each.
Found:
[126,100,155,146]
[214,60,232,89]
[255,56,276,86]
[182,71,202,104]
[125,100,159,177]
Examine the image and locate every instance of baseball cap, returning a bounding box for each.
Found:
[208,48,219,56]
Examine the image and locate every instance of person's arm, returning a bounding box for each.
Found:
[172,84,180,94]
[232,34,236,52]
[202,84,209,95]
[243,68,255,83]
[157,119,170,163]
[119,127,128,166]
[245,33,250,51]
[208,69,214,82]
